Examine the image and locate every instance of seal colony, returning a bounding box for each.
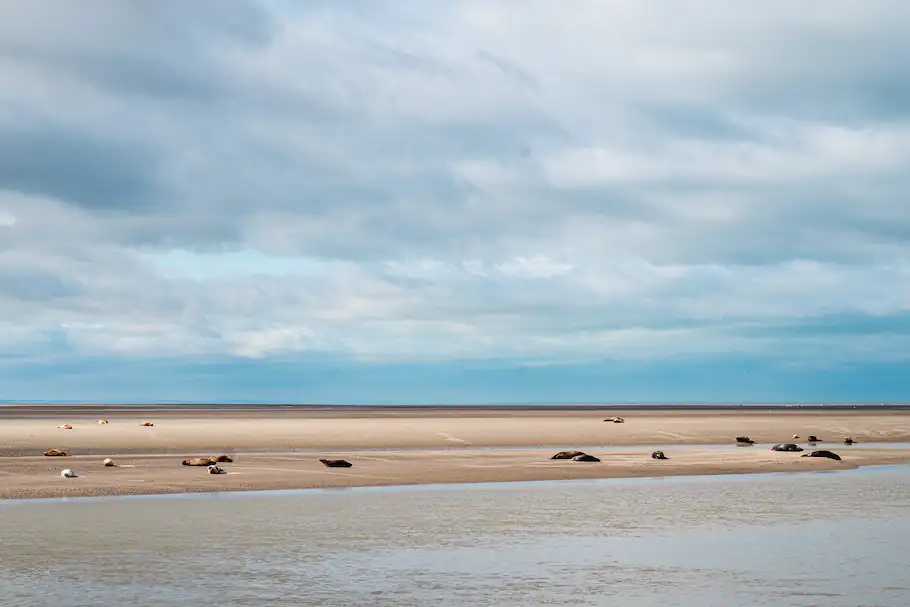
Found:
[1,406,908,500]
[31,417,878,486]
[39,429,857,495]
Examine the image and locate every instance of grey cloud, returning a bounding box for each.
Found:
[0,125,164,210]
[475,50,539,89]
[635,104,755,141]
[0,1,909,364]
[0,270,82,302]
[0,1,272,101]
[0,2,274,214]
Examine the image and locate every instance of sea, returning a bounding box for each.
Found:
[0,464,908,606]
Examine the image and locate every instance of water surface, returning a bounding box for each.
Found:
[1,466,908,606]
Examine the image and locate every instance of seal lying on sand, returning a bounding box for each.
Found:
[44,449,71,457]
[211,455,234,463]
[651,450,668,459]
[735,436,755,445]
[802,450,841,461]
[58,424,73,430]
[182,457,217,466]
[603,417,624,423]
[140,421,154,427]
[319,459,353,468]
[61,468,77,478]
[103,458,117,467]
[843,437,855,445]
[551,450,587,460]
[572,454,600,462]
[98,419,109,425]
[207,465,226,474]
[771,443,803,452]
[807,435,820,443]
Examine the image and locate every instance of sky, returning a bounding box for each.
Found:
[1,1,909,404]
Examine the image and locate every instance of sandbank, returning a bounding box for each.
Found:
[1,407,908,499]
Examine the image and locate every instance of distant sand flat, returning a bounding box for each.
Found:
[0,407,908,499]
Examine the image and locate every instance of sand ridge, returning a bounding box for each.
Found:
[3,411,910,455]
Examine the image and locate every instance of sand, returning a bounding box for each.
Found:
[1,407,909,499]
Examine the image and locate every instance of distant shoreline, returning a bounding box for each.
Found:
[0,402,908,420]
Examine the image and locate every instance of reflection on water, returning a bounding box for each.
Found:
[0,466,908,606]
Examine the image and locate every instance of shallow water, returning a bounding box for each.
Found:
[1,466,908,606]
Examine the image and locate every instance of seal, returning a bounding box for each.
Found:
[651,450,668,459]
[43,449,71,457]
[771,443,803,452]
[319,459,353,468]
[61,468,77,478]
[802,450,842,461]
[550,450,587,460]
[572,454,601,462]
[182,457,217,466]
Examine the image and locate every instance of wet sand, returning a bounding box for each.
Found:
[1,407,909,499]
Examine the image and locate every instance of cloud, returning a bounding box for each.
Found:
[0,1,909,400]
[0,123,165,209]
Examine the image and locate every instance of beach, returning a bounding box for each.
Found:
[1,406,909,499]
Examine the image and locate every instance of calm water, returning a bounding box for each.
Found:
[1,466,908,606]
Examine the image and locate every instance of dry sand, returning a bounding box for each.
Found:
[1,408,908,499]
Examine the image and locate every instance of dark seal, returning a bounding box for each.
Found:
[801,450,841,461]
[551,451,587,460]
[771,443,803,452]
[319,459,353,468]
[572,454,601,462]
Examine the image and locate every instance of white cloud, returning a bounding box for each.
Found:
[494,256,573,279]
[0,1,909,367]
